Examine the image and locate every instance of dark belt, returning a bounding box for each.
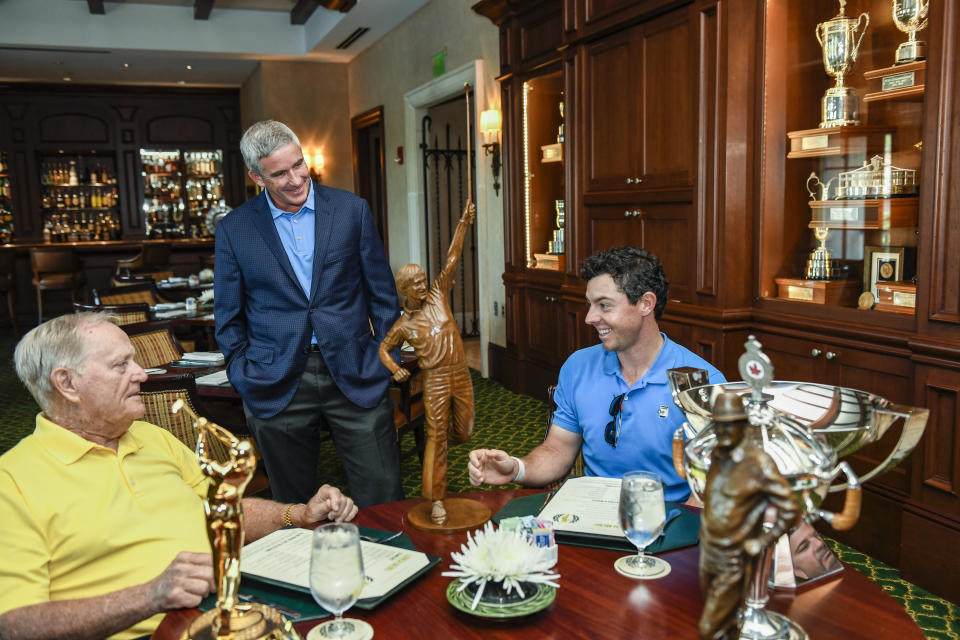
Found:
[303,343,323,354]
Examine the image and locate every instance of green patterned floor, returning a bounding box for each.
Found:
[0,330,956,637]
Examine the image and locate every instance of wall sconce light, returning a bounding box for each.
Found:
[305,149,324,182]
[480,108,502,196]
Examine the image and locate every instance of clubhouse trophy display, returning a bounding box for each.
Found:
[893,0,929,64]
[816,1,869,128]
[668,336,929,640]
[548,199,565,255]
[172,399,300,640]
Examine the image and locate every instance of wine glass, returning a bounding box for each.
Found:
[615,470,671,579]
[308,523,374,640]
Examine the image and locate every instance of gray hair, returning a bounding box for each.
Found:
[240,120,301,175]
[14,312,117,411]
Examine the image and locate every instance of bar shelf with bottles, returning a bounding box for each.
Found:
[0,151,14,243]
[184,150,224,238]
[40,155,120,243]
[141,149,185,239]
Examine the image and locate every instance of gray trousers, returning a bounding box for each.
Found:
[243,352,403,507]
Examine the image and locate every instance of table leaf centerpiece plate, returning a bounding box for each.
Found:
[442,522,560,619]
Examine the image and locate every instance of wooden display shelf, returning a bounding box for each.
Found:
[775,277,860,305]
[533,252,565,270]
[874,280,916,314]
[786,126,892,159]
[807,196,919,229]
[864,61,926,103]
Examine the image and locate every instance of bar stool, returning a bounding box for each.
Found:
[0,246,17,335]
[115,242,172,280]
[30,247,86,324]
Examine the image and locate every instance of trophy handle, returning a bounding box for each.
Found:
[815,21,825,48]
[672,428,686,478]
[852,12,870,61]
[805,172,819,200]
[818,462,862,531]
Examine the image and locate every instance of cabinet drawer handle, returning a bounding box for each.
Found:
[810,348,822,357]
[544,296,557,303]
[825,351,837,360]
[635,177,642,184]
[626,178,634,185]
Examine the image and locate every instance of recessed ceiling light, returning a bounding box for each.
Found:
[186,65,192,70]
[123,63,129,68]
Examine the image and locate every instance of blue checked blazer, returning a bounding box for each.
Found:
[214,183,400,419]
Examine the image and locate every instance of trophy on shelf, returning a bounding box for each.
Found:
[669,336,929,640]
[893,0,929,64]
[548,199,565,255]
[172,400,301,640]
[816,1,870,128]
[804,173,841,280]
[836,155,918,198]
[557,100,565,144]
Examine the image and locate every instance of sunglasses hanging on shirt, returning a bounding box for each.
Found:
[605,392,626,447]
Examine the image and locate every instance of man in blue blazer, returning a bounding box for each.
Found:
[214,120,403,507]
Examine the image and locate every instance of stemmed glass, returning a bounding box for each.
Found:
[616,470,671,579]
[308,523,374,640]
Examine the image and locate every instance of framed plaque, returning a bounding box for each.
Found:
[864,246,905,299]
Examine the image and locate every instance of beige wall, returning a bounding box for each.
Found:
[347,0,504,350]
[239,60,353,191]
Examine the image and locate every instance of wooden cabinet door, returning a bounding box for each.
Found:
[637,6,695,189]
[582,27,640,193]
[829,345,914,494]
[912,364,960,521]
[750,331,825,383]
[523,285,564,367]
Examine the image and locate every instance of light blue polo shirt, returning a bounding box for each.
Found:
[552,334,726,502]
[266,182,318,343]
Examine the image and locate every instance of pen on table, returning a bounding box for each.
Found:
[539,491,554,512]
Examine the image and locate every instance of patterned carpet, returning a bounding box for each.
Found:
[0,330,957,638]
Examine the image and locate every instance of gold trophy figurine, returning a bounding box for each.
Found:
[172,399,300,640]
[816,1,870,128]
[892,0,929,64]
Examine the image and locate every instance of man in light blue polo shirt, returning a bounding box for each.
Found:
[468,247,724,503]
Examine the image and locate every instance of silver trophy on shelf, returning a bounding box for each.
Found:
[892,0,929,65]
[668,336,928,640]
[816,1,869,128]
[548,199,565,255]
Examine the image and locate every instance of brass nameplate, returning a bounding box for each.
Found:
[801,135,830,151]
[882,72,916,92]
[787,286,814,301]
[893,291,916,307]
[829,207,861,223]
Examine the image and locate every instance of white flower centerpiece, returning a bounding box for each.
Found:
[442,522,560,611]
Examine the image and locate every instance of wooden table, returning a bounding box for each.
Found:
[151,490,924,640]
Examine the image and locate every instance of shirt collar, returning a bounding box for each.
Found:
[266,181,315,221]
[602,332,676,387]
[33,413,144,465]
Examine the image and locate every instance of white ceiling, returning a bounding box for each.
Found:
[0,0,430,87]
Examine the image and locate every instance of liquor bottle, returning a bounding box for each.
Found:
[43,219,52,243]
[68,161,79,186]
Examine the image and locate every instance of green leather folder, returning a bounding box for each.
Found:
[492,492,700,554]
[200,526,440,622]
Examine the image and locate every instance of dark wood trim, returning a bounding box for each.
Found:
[350,106,388,259]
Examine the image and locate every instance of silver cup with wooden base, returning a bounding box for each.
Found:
[893,0,929,64]
[668,336,929,640]
[816,1,869,128]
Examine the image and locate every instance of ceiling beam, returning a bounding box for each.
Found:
[87,0,105,15]
[194,0,214,20]
[290,0,319,25]
[291,0,355,25]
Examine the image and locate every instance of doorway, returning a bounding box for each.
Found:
[351,106,388,257]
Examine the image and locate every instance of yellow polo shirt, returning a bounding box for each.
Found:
[0,414,211,639]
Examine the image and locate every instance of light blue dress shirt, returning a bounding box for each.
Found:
[266,182,318,343]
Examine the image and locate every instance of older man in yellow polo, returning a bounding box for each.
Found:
[0,312,357,640]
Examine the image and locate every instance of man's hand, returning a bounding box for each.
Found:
[147,552,215,611]
[304,485,358,523]
[391,367,411,383]
[462,202,476,225]
[468,449,518,486]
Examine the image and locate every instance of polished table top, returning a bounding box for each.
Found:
[151,490,924,640]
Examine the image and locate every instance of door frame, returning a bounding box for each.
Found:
[351,106,388,258]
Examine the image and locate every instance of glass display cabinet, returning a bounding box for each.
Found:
[522,70,566,271]
[39,153,120,243]
[0,151,14,243]
[141,148,185,239]
[760,0,929,317]
[184,150,225,238]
